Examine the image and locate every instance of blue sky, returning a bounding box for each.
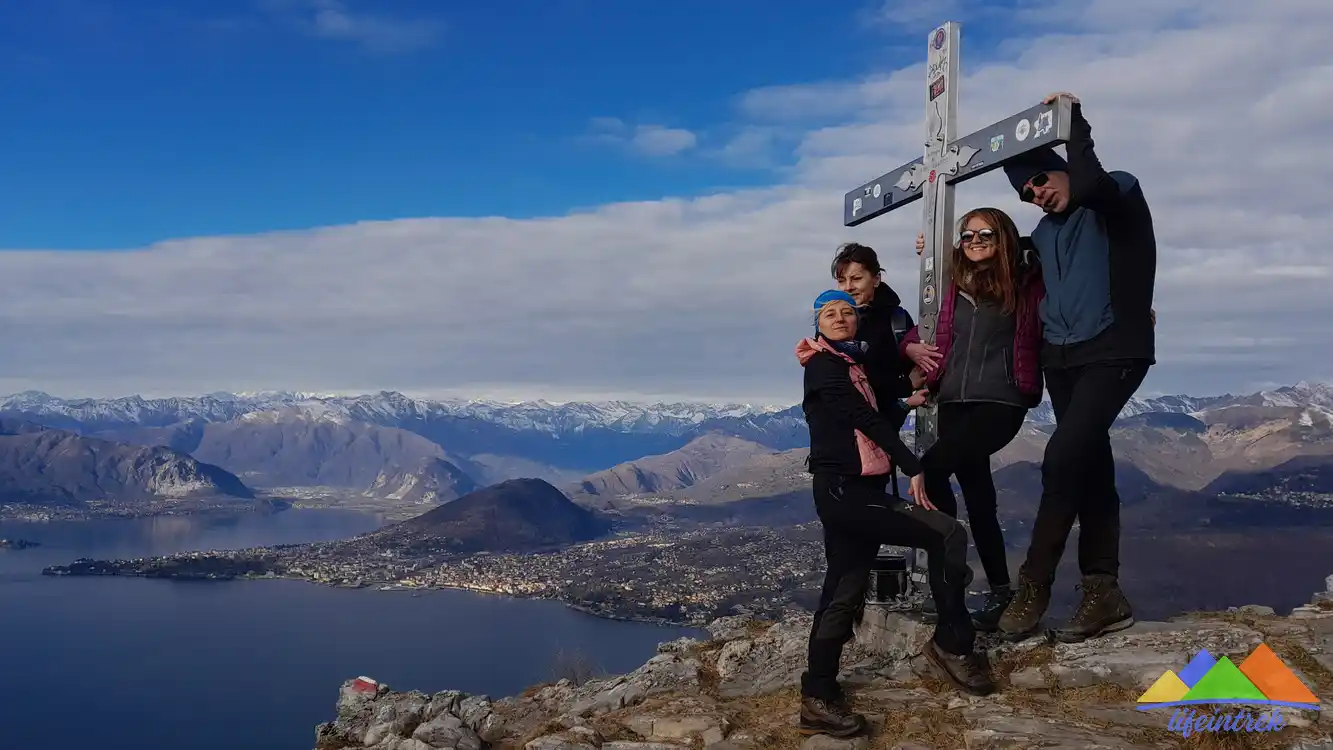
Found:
[0,0,1008,250]
[0,0,1328,401]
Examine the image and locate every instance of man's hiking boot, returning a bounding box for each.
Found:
[924,640,996,696]
[1049,574,1135,643]
[997,571,1050,642]
[797,695,867,737]
[971,584,1013,632]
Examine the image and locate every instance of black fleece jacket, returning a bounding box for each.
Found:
[858,282,916,426]
[802,350,923,478]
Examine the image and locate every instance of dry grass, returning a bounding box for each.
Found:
[744,618,774,638]
[859,699,971,750]
[1132,724,1311,750]
[991,641,1056,686]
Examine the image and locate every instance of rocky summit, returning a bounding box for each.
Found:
[314,577,1333,750]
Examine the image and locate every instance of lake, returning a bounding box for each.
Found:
[0,510,702,750]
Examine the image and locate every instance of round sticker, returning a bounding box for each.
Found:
[923,284,936,305]
[872,183,882,198]
[1015,119,1031,141]
[932,29,946,50]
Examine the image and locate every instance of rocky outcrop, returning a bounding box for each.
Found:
[316,580,1333,749]
[364,456,478,505]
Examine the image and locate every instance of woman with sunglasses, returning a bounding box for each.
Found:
[899,207,1045,631]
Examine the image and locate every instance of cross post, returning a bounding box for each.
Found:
[843,21,1074,598]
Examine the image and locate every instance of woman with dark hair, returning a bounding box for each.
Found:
[830,243,919,428]
[899,207,1046,631]
[795,290,995,739]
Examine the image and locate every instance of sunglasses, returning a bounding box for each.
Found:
[1020,172,1050,203]
[959,228,996,245]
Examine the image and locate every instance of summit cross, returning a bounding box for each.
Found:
[842,21,1074,456]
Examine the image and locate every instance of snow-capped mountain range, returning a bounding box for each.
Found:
[0,389,791,435]
[3,381,1332,435]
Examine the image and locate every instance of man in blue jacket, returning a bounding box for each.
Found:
[996,92,1156,644]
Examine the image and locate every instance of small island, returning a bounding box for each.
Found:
[0,538,41,550]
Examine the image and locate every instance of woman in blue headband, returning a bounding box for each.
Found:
[792,289,995,739]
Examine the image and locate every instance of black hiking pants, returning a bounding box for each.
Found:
[921,401,1028,590]
[801,473,974,700]
[1022,361,1150,584]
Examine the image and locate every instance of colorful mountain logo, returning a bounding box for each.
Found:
[1137,643,1321,711]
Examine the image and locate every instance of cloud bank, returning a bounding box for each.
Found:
[2,0,1330,404]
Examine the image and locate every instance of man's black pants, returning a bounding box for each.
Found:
[801,473,974,700]
[921,401,1028,590]
[1022,361,1150,584]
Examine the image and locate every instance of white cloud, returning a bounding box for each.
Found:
[589,118,698,157]
[270,0,442,53]
[2,0,1331,403]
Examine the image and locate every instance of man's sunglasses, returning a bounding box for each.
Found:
[959,228,996,245]
[1020,172,1049,203]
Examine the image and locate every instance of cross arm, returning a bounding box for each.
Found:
[842,97,1075,227]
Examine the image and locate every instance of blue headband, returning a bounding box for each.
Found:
[813,289,857,312]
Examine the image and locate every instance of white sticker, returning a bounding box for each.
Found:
[924,256,934,272]
[1015,119,1031,141]
[1034,109,1054,138]
[852,197,863,215]
[872,183,882,199]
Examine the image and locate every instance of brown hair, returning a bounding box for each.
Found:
[952,207,1022,315]
[830,242,882,279]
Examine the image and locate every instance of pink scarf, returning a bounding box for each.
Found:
[795,337,893,476]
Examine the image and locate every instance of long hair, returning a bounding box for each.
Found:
[951,207,1022,315]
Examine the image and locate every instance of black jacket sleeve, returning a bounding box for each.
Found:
[1066,103,1127,213]
[805,354,923,476]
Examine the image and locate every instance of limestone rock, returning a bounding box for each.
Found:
[410,713,480,750]
[657,636,702,655]
[994,619,1265,692]
[315,576,1333,750]
[623,710,729,745]
[706,614,756,642]
[802,735,869,750]
[714,639,752,681]
[715,612,818,698]
[564,651,703,716]
[853,607,935,662]
[523,736,597,750]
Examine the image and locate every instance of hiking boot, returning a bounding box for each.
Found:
[924,640,996,696]
[996,571,1050,643]
[970,584,1014,633]
[797,695,867,737]
[1049,574,1135,643]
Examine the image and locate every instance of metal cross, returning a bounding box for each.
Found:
[844,22,1073,600]
[843,21,1073,457]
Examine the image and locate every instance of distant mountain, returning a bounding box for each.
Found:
[568,433,772,507]
[5,381,1333,506]
[0,391,803,471]
[373,479,612,554]
[187,406,460,489]
[0,419,253,509]
[363,456,477,505]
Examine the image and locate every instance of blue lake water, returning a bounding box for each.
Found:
[0,510,702,750]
